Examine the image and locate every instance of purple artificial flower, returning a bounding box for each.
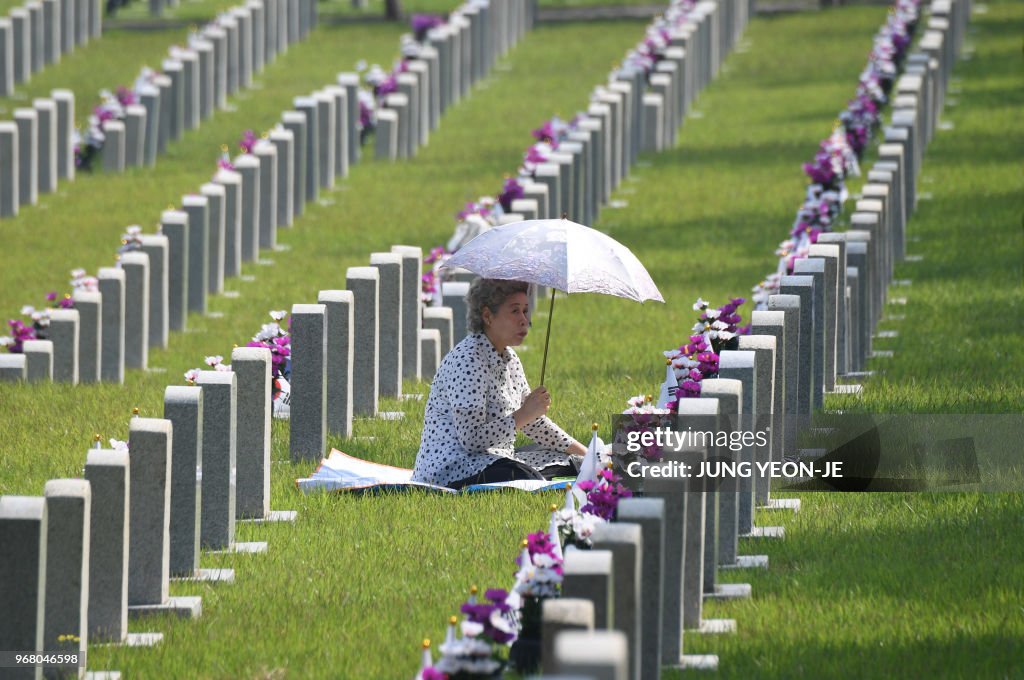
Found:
[497,177,524,212]
[420,669,447,680]
[411,13,444,42]
[116,86,135,107]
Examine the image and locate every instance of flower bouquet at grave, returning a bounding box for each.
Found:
[610,396,673,476]
[216,129,260,172]
[507,531,564,674]
[659,297,748,410]
[1,270,94,353]
[75,68,160,171]
[575,464,633,522]
[433,588,517,679]
[410,13,445,42]
[184,354,233,383]
[421,246,451,306]
[552,487,602,550]
[246,310,292,418]
[751,272,783,312]
[117,225,144,255]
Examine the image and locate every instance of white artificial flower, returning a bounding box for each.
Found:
[718,331,735,341]
[460,620,484,638]
[692,297,708,311]
[355,59,367,72]
[204,355,223,367]
[184,368,201,383]
[0,336,12,346]
[21,306,35,315]
[269,310,288,321]
[704,308,721,320]
[125,225,142,237]
[109,439,129,452]
[712,320,729,331]
[71,268,86,279]
[215,363,231,372]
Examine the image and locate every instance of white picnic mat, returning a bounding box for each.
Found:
[296,449,570,495]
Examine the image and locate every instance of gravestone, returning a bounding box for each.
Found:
[121,250,150,370]
[72,290,100,383]
[312,91,336,189]
[137,84,160,167]
[793,258,829,404]
[0,354,27,381]
[289,304,328,462]
[590,523,642,680]
[675,402,716,605]
[233,154,261,263]
[253,140,278,250]
[779,275,818,411]
[200,183,226,295]
[750,310,787,469]
[693,380,741,566]
[97,267,125,384]
[391,245,423,381]
[422,306,453,357]
[617,498,665,680]
[734,337,776,507]
[804,246,840,389]
[43,479,91,665]
[164,386,202,578]
[0,122,18,217]
[419,329,441,381]
[281,112,307,218]
[321,85,349,180]
[9,11,29,86]
[196,370,237,551]
[40,0,58,66]
[374,109,399,161]
[192,40,214,121]
[213,168,243,278]
[293,97,319,202]
[126,418,172,607]
[346,268,379,417]
[83,449,128,642]
[318,290,354,439]
[182,195,210,314]
[561,548,614,629]
[31,99,57,194]
[231,347,272,518]
[540,598,594,676]
[50,89,74,180]
[441,280,471,344]
[48,308,79,383]
[102,119,126,172]
[0,495,49,671]
[268,126,295,228]
[813,235,849,374]
[152,74,172,155]
[14,108,38,206]
[370,253,403,399]
[553,624,629,679]
[123,105,147,167]
[160,209,189,332]
[161,59,184,141]
[336,72,360,166]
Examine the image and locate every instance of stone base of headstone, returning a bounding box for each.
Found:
[238,510,297,524]
[128,595,202,619]
[763,497,801,512]
[698,618,737,634]
[172,567,236,584]
[720,554,768,570]
[740,526,785,539]
[703,583,752,600]
[122,632,164,646]
[210,540,268,554]
[831,384,863,395]
[675,655,719,671]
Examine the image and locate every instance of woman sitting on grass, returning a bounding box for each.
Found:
[412,278,588,489]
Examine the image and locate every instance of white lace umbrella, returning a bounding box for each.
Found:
[442,217,664,384]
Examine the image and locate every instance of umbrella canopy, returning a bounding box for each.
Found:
[441,218,664,385]
[441,218,664,303]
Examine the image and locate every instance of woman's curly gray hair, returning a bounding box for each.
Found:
[466,278,529,334]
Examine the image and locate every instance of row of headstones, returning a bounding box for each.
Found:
[529,4,969,676]
[89,0,316,175]
[0,68,368,385]
[0,346,294,678]
[0,0,101,95]
[285,245,460,460]
[374,0,534,160]
[639,0,750,154]
[0,1,544,381]
[0,0,315,221]
[0,0,537,380]
[432,0,751,343]
[0,89,74,217]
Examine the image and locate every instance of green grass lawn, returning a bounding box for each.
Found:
[1,0,1021,677]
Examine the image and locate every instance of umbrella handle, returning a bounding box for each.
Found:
[539,287,555,386]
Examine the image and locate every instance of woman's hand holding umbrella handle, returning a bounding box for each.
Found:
[515,386,551,428]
